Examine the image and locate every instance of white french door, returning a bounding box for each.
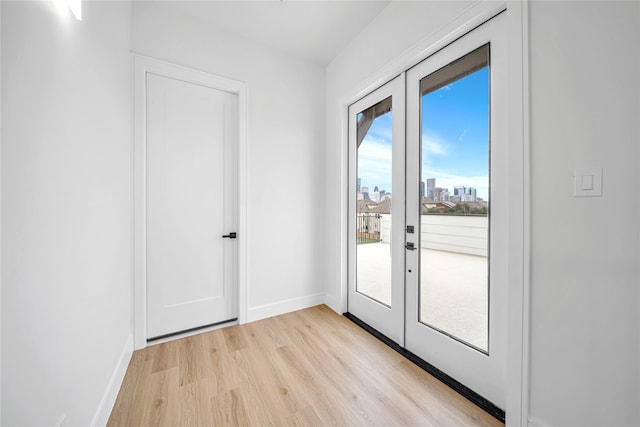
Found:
[348,76,405,344]
[348,12,507,411]
[405,13,507,409]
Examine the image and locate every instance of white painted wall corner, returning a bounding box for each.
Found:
[90,334,134,427]
[322,293,341,315]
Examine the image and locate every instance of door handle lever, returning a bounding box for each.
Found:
[222,232,237,239]
[405,242,417,251]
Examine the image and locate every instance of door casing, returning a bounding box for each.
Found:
[336,2,530,425]
[132,54,249,350]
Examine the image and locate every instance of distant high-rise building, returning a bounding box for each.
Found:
[457,187,477,202]
[374,186,379,192]
[468,187,477,202]
[427,178,435,200]
[454,186,466,196]
[420,181,425,198]
[434,187,445,202]
[362,186,369,200]
[357,178,361,193]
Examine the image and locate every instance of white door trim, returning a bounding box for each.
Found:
[132,54,248,350]
[505,2,531,426]
[335,1,530,424]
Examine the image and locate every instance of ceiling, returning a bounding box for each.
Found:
[163,1,391,65]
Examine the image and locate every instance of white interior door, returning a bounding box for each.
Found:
[405,13,507,409]
[144,70,238,340]
[347,76,405,344]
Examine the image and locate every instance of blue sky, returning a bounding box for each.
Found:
[357,67,490,200]
[357,111,393,194]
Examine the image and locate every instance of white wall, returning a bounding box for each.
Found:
[131,2,326,320]
[324,0,474,310]
[528,2,640,426]
[1,1,132,425]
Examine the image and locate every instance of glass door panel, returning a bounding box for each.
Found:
[419,45,490,352]
[356,98,393,307]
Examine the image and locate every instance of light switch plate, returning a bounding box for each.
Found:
[574,168,602,197]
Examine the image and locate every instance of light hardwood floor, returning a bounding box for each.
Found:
[108,305,503,426]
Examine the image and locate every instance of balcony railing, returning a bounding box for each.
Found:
[357,213,488,257]
[356,213,381,244]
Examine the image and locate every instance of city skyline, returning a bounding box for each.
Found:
[422,66,489,201]
[357,65,490,201]
[358,177,481,203]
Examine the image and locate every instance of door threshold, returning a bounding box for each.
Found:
[344,312,505,423]
[147,318,238,344]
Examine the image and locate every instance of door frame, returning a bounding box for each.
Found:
[132,54,248,350]
[336,2,530,425]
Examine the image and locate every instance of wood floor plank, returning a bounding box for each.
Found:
[230,349,283,426]
[286,405,324,427]
[151,341,178,374]
[273,344,355,426]
[222,324,249,352]
[179,381,204,426]
[241,335,309,417]
[283,312,423,425]
[108,305,504,427]
[202,328,239,396]
[139,368,173,426]
[282,325,392,424]
[210,387,251,426]
[178,334,209,387]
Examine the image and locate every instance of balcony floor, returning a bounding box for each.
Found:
[356,242,488,350]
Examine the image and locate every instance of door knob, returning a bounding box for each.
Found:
[222,232,237,239]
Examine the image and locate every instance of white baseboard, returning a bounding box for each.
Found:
[247,293,325,323]
[528,416,551,427]
[91,333,134,427]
